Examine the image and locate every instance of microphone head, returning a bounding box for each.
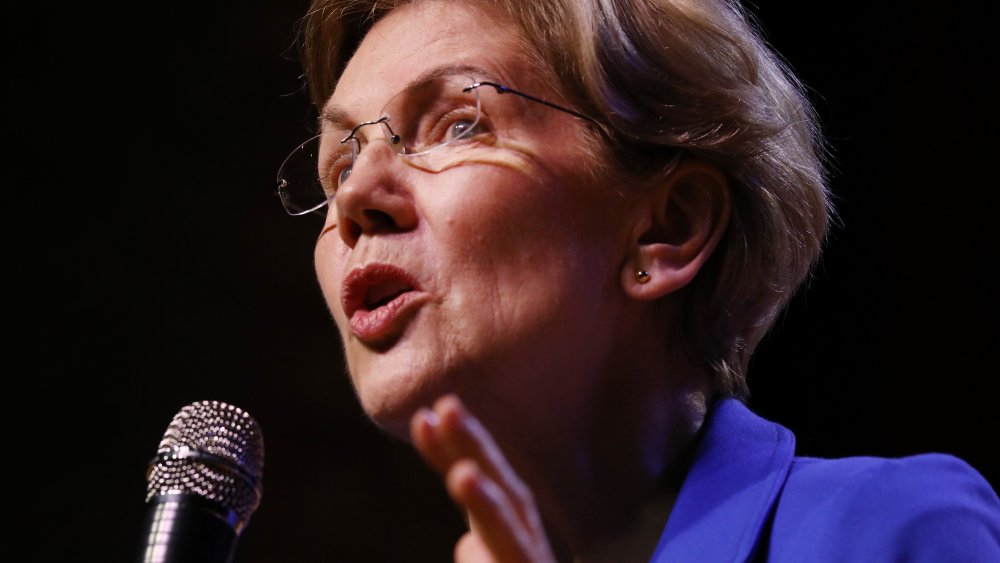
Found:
[145,400,264,533]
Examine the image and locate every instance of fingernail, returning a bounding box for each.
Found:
[416,407,439,427]
[439,394,467,417]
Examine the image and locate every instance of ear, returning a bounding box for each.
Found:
[622,159,732,300]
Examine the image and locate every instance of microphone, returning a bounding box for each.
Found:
[138,400,264,563]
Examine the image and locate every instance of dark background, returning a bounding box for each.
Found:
[9,2,997,562]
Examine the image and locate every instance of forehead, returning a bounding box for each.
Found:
[326,1,536,119]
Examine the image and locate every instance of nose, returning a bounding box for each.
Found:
[333,137,418,248]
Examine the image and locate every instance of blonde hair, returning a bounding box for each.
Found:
[300,0,833,398]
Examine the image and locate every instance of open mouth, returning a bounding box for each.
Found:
[363,280,413,311]
[342,263,420,320]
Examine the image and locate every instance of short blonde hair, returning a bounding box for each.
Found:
[300,0,833,398]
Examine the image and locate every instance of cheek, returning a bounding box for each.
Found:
[437,173,614,304]
[314,231,348,320]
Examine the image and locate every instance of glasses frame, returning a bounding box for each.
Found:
[276,79,599,216]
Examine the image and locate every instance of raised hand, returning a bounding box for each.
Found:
[410,394,560,563]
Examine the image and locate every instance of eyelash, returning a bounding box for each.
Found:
[426,107,487,144]
[320,104,494,193]
[320,151,353,194]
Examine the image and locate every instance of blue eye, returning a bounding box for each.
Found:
[323,145,354,194]
[338,164,353,185]
[447,119,478,140]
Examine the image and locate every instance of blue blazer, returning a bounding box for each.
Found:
[650,398,1000,562]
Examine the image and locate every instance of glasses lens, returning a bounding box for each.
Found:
[276,131,350,216]
[381,74,482,162]
[276,73,484,216]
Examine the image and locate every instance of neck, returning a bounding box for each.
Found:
[465,348,710,563]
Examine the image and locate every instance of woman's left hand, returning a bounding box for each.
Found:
[410,394,559,563]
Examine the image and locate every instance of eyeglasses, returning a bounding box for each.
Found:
[275,72,598,216]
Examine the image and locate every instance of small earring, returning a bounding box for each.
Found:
[635,270,651,284]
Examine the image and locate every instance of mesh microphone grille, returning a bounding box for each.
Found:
[145,400,264,529]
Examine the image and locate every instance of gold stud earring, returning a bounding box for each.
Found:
[635,270,651,284]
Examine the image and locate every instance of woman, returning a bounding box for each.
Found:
[276,0,1000,560]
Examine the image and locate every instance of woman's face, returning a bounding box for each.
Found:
[315,0,637,436]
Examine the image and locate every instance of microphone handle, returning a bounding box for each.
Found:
[138,494,239,563]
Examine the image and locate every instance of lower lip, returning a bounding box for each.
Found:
[348,291,425,342]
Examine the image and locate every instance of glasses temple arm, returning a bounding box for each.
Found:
[466,81,600,125]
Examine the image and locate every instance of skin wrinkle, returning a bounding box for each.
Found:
[320,72,569,195]
[320,63,505,130]
[292,0,837,559]
[313,3,718,559]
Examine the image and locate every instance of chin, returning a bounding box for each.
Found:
[351,366,446,440]
[359,396,417,440]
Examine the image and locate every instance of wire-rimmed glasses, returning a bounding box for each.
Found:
[275,71,598,216]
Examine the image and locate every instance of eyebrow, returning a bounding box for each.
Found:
[318,106,353,132]
[318,63,499,131]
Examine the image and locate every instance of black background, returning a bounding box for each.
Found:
[9,2,997,562]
